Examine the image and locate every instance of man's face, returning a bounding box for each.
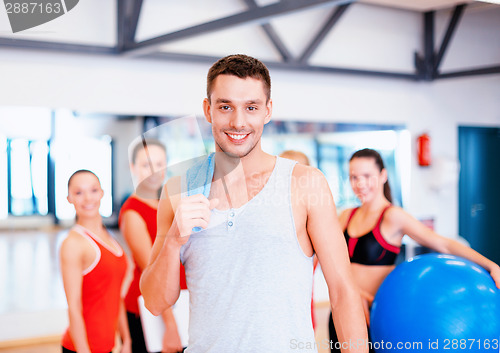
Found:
[203,74,272,159]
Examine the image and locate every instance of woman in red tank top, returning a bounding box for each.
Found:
[120,139,185,353]
[60,170,131,353]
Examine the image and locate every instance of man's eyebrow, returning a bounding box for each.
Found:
[246,99,263,104]
[214,98,263,104]
[215,98,232,104]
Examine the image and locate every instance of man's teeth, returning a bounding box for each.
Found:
[228,134,246,140]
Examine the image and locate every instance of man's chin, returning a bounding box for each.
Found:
[220,147,256,159]
[216,142,251,159]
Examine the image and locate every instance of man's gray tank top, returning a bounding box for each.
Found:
[180,156,317,352]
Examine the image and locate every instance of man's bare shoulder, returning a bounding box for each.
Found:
[291,164,329,191]
[290,164,336,213]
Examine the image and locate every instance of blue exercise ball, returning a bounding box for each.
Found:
[370,254,500,353]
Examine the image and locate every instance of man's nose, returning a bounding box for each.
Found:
[229,108,246,130]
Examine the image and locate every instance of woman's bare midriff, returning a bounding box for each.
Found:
[351,263,396,297]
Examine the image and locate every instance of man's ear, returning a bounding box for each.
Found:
[264,99,272,125]
[203,98,212,124]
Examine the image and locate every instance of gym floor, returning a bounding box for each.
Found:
[0,229,332,353]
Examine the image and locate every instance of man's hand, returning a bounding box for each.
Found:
[167,194,219,242]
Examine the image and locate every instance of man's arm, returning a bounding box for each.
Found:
[140,176,217,315]
[140,177,183,315]
[298,166,368,353]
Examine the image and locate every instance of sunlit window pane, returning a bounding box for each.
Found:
[9,139,49,216]
[31,141,48,215]
[10,139,34,215]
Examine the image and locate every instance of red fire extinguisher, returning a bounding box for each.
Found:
[417,133,431,166]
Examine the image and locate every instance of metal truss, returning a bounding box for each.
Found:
[0,0,498,81]
[412,4,500,81]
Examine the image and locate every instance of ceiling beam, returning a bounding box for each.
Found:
[117,0,144,51]
[437,65,500,79]
[421,10,435,81]
[122,0,355,57]
[0,37,116,55]
[1,38,497,81]
[127,0,144,43]
[116,0,127,51]
[146,51,418,80]
[298,3,351,64]
[242,0,293,62]
[433,4,466,74]
[261,22,294,62]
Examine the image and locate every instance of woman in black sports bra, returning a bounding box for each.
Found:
[328,148,500,353]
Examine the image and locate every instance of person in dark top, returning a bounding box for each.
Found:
[328,148,500,353]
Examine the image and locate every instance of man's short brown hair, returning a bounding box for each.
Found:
[207,54,271,103]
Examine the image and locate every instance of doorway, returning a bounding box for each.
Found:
[458,126,500,264]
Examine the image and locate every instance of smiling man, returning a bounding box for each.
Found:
[140,54,368,353]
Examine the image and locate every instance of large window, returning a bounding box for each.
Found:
[0,134,113,221]
[152,117,410,211]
